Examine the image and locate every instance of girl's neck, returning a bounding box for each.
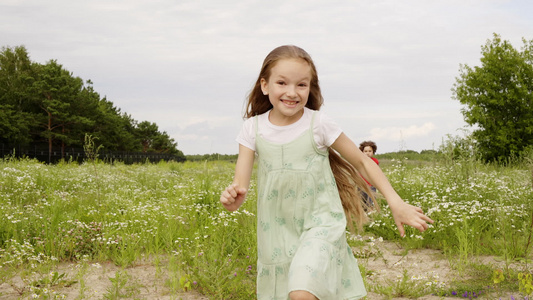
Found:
[268,108,305,126]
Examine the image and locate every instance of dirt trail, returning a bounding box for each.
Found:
[0,240,526,299]
[360,239,525,299]
[0,260,208,300]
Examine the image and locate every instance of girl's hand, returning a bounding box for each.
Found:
[389,201,434,237]
[220,183,247,212]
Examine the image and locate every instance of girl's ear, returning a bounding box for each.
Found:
[260,78,269,95]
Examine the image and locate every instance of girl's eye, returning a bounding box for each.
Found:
[277,81,285,85]
[298,83,308,87]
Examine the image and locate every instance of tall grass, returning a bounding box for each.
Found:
[369,157,532,259]
[0,155,531,298]
[0,158,257,298]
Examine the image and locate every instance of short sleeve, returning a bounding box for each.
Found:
[236,117,255,151]
[314,111,343,148]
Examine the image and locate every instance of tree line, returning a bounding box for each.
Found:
[0,46,185,162]
[3,34,531,164]
[186,153,238,162]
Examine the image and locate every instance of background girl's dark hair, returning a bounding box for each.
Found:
[244,45,377,231]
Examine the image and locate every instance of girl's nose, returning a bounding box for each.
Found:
[286,85,297,97]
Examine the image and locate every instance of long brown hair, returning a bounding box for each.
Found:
[244,45,376,231]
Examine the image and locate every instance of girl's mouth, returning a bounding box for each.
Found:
[281,100,299,106]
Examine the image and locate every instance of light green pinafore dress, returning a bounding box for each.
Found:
[254,113,367,300]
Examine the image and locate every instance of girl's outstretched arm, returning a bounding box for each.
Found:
[331,133,434,237]
[220,144,255,212]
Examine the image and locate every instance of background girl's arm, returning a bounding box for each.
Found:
[331,133,434,237]
[220,144,255,211]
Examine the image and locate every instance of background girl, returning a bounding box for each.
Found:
[359,140,380,207]
[220,45,433,300]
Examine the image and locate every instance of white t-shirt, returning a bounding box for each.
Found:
[236,107,343,152]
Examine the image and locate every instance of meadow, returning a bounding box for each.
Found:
[0,153,531,299]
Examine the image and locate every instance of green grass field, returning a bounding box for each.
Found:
[0,156,531,299]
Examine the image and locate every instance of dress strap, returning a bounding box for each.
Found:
[254,115,259,137]
[310,110,328,156]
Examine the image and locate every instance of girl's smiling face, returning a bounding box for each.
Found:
[260,58,311,126]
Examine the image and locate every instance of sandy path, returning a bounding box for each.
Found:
[0,239,527,299]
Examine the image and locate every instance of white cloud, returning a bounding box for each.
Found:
[366,123,436,141]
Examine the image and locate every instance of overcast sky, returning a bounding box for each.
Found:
[2,0,532,155]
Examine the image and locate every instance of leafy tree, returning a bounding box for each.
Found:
[452,33,533,161]
[0,46,39,145]
[0,104,33,144]
[133,121,183,156]
[31,60,94,161]
[151,131,179,154]
[136,121,159,152]
[78,81,139,152]
[92,98,140,152]
[116,113,143,152]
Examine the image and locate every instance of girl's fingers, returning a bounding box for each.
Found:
[220,187,236,204]
[414,208,434,225]
[396,222,406,238]
[220,195,231,205]
[420,221,428,230]
[228,189,237,199]
[422,214,434,224]
[416,217,432,232]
